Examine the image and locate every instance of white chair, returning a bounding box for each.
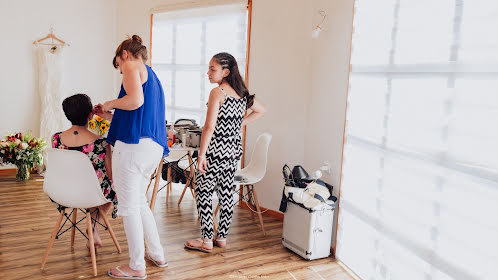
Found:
[41,148,121,276]
[214,133,272,236]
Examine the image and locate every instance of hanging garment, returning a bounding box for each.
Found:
[36,44,67,144]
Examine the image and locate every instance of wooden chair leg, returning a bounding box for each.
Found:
[100,208,121,253]
[190,186,195,200]
[178,166,194,206]
[245,186,256,219]
[214,203,220,216]
[238,186,255,219]
[213,203,220,233]
[150,160,163,211]
[178,181,189,206]
[166,166,171,206]
[146,168,156,194]
[188,152,196,200]
[41,209,65,269]
[190,179,196,200]
[251,186,266,236]
[71,209,77,248]
[86,210,97,276]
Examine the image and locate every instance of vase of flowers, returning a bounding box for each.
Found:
[0,132,46,182]
[89,116,110,136]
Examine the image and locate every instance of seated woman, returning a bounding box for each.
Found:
[51,93,117,249]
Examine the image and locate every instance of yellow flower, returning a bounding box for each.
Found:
[100,123,108,132]
[95,116,104,122]
[89,120,96,129]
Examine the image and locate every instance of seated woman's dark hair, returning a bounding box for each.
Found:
[62,93,93,126]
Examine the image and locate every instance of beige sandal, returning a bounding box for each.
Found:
[145,253,168,268]
[184,238,213,253]
[108,266,147,279]
[214,237,226,248]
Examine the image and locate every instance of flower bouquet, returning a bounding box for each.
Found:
[89,116,110,136]
[0,132,46,181]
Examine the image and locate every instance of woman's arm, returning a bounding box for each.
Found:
[241,97,266,127]
[197,89,223,173]
[103,62,145,111]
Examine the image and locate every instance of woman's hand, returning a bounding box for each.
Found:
[93,104,113,121]
[102,101,114,113]
[197,155,208,173]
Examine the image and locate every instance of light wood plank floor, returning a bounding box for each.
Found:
[0,174,352,280]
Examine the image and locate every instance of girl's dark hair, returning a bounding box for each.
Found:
[212,52,254,108]
[62,94,93,126]
[113,35,148,68]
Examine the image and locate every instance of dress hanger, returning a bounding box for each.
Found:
[33,28,70,47]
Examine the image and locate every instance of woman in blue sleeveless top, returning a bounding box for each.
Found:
[95,35,168,279]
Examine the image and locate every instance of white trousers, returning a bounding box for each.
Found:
[113,138,164,271]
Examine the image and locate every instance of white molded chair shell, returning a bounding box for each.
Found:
[235,133,272,185]
[44,148,109,209]
[164,150,189,163]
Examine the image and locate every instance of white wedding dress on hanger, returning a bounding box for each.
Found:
[36,44,67,145]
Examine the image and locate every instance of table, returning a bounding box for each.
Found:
[148,146,199,211]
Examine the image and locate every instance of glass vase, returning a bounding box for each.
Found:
[15,164,30,182]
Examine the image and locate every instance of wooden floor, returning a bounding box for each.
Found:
[0,173,353,280]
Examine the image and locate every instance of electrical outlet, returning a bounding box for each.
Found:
[320,161,332,174]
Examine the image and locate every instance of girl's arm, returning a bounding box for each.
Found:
[242,97,266,127]
[103,62,145,111]
[197,89,223,173]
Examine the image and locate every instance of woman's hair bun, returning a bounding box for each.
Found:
[131,35,143,44]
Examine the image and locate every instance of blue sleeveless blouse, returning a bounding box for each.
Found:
[107,65,169,155]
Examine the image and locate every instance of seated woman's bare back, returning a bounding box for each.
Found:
[59,129,100,147]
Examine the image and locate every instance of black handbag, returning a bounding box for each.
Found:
[280,164,294,212]
[282,164,295,187]
[161,162,187,184]
[291,165,311,188]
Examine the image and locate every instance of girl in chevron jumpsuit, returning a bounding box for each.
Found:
[185,52,266,252]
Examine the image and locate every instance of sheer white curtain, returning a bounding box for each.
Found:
[151,2,248,125]
[337,0,498,279]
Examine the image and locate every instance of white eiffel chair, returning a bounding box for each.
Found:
[41,148,121,276]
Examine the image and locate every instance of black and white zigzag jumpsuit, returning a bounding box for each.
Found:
[195,87,246,239]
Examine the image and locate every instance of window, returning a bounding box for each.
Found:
[337,0,498,279]
[151,3,248,125]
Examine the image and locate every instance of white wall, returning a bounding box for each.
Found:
[0,0,118,141]
[248,0,354,212]
[114,0,355,213]
[305,0,354,248]
[305,0,354,196]
[245,0,313,210]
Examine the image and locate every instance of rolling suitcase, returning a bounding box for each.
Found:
[282,200,335,260]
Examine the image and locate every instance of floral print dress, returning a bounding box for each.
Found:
[51,132,118,218]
